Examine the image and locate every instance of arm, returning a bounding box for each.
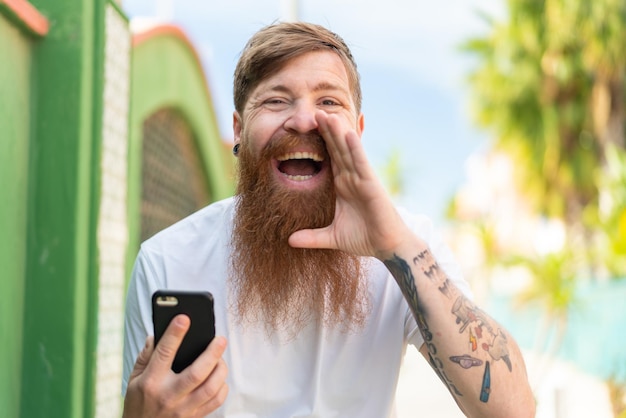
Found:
[384,241,534,417]
[290,111,535,417]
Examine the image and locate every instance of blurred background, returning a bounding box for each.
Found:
[2,0,625,417]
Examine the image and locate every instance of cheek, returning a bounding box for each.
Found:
[242,116,283,154]
[243,131,269,157]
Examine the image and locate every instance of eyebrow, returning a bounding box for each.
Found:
[264,81,349,96]
[312,81,348,95]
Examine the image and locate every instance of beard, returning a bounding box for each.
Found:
[230,133,369,337]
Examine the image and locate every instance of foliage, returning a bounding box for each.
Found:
[507,250,579,318]
[460,0,626,277]
[594,144,626,275]
[454,0,626,413]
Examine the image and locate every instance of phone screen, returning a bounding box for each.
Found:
[152,290,215,373]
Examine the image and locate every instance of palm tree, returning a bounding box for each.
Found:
[457,1,626,413]
[462,0,626,274]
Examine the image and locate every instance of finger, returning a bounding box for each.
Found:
[195,382,229,417]
[177,336,228,392]
[129,336,154,380]
[188,357,229,412]
[317,112,370,180]
[150,314,190,371]
[316,112,351,163]
[178,337,229,415]
[289,226,335,250]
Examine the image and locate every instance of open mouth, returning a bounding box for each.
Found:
[277,151,324,181]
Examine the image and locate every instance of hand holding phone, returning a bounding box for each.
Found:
[124,305,228,418]
[152,290,216,373]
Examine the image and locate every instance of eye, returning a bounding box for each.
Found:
[264,98,286,105]
[263,98,289,110]
[320,98,340,106]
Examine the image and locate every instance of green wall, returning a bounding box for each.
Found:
[20,0,104,416]
[0,2,234,416]
[128,29,234,266]
[0,13,33,418]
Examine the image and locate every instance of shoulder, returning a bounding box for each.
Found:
[395,205,472,297]
[396,206,438,241]
[140,197,235,256]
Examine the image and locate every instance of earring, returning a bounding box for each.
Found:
[233,143,240,156]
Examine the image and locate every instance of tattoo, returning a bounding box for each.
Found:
[429,354,463,396]
[384,253,461,398]
[384,254,433,342]
[385,254,419,311]
[469,328,478,351]
[482,329,513,372]
[415,249,448,285]
[451,295,493,334]
[480,361,491,402]
[450,354,483,369]
[451,295,512,372]
[387,249,515,405]
[438,278,453,299]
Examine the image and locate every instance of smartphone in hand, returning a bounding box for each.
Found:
[152,290,216,373]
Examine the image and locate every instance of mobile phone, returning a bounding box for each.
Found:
[152,290,215,373]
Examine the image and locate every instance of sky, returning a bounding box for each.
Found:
[123,0,506,224]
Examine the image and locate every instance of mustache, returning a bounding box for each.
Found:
[261,132,328,159]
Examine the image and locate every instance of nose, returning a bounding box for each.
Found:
[283,101,319,134]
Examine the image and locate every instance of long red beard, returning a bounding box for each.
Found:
[230,133,369,336]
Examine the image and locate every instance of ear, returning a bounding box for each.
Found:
[356,113,365,137]
[233,111,242,145]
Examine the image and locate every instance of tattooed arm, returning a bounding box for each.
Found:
[384,245,535,418]
[289,111,535,417]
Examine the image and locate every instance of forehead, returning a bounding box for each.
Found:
[254,50,352,95]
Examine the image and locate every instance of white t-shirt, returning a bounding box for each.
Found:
[122,197,471,417]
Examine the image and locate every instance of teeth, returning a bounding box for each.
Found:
[284,174,314,181]
[277,152,323,162]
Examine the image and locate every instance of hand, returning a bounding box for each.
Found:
[123,315,228,418]
[289,111,410,259]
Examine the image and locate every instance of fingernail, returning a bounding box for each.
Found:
[173,314,190,326]
[215,336,227,348]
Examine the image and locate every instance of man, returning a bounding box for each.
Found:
[122,22,535,417]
